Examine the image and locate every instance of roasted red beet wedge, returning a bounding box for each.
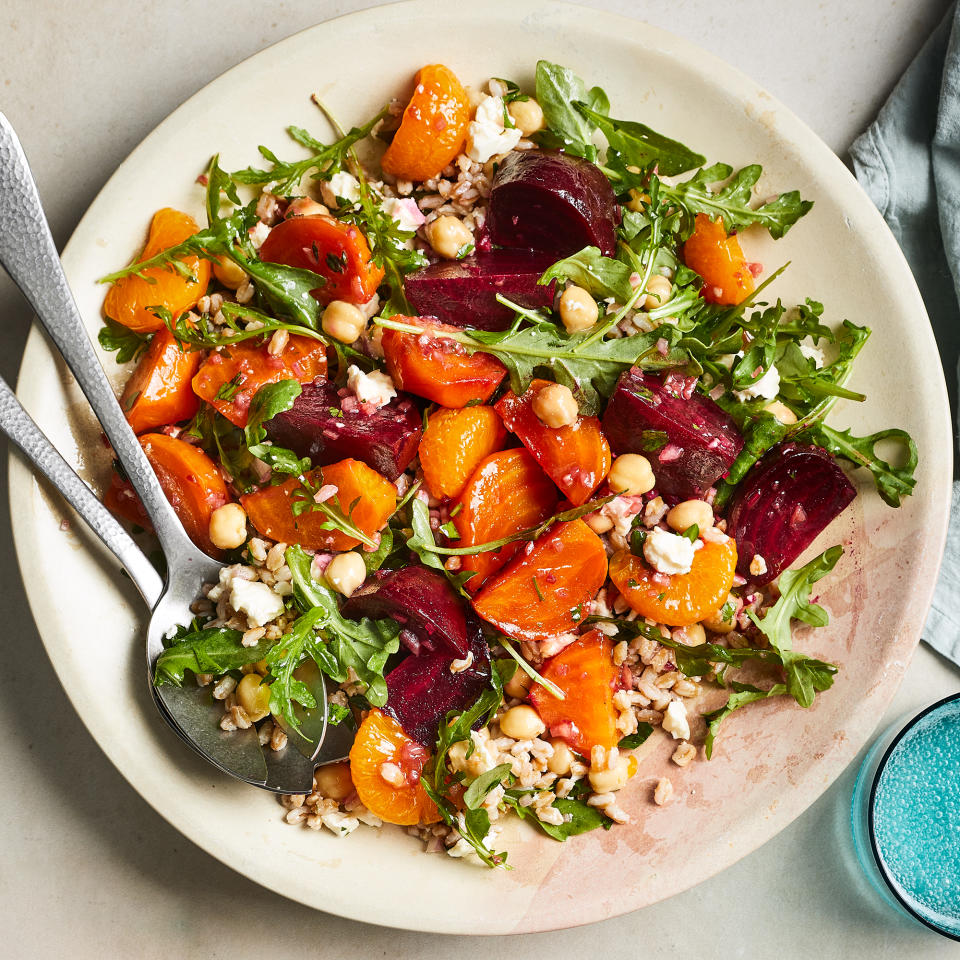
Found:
[726,443,856,584]
[487,150,619,257]
[263,378,421,481]
[342,566,469,659]
[383,619,491,745]
[602,368,744,502]
[405,250,558,331]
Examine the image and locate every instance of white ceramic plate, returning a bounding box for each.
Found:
[9,0,952,934]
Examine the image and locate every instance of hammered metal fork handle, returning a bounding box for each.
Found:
[0,375,164,606]
[0,113,209,573]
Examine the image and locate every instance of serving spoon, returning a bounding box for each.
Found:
[0,113,345,792]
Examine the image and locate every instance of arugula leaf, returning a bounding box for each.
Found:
[660,163,813,239]
[375,314,691,416]
[205,154,242,225]
[533,60,608,161]
[231,105,389,195]
[183,405,262,493]
[362,524,394,573]
[240,380,309,477]
[406,498,447,571]
[748,546,842,707]
[576,102,705,176]
[502,791,612,841]
[342,167,428,316]
[804,424,918,507]
[704,682,787,759]
[153,627,274,685]
[291,473,379,549]
[420,780,508,867]
[462,763,514,809]
[539,246,635,302]
[618,724,654,750]
[159,301,326,352]
[285,545,400,708]
[98,317,152,363]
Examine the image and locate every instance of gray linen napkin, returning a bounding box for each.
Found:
[850,2,960,664]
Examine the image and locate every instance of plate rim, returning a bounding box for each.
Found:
[8,0,954,933]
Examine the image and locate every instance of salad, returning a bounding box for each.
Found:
[98,60,918,866]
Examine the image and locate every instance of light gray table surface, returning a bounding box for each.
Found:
[2,1,959,956]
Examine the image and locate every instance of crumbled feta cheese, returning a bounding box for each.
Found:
[346,364,397,408]
[662,700,691,740]
[799,341,825,368]
[322,171,361,207]
[247,221,272,249]
[643,527,696,575]
[229,578,285,627]
[319,810,361,836]
[380,196,425,232]
[466,95,522,162]
[733,363,781,402]
[539,632,579,658]
[716,353,738,371]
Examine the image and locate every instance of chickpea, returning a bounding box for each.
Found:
[325,551,367,598]
[588,754,635,793]
[531,382,579,429]
[608,453,656,496]
[208,502,248,550]
[672,622,706,646]
[213,255,247,290]
[322,300,367,344]
[425,215,473,260]
[499,705,546,740]
[548,738,575,776]
[504,668,533,701]
[642,274,673,311]
[558,284,600,333]
[703,593,737,634]
[286,197,330,218]
[764,399,798,425]
[314,761,354,802]
[508,97,545,136]
[235,673,271,722]
[666,499,714,534]
[584,512,614,535]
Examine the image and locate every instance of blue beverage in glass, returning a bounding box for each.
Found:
[851,694,960,940]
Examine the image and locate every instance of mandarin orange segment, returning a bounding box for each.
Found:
[381,316,506,408]
[103,208,211,334]
[495,379,612,506]
[528,629,619,755]
[454,448,559,592]
[241,458,396,552]
[139,433,230,556]
[683,213,755,305]
[191,335,327,427]
[381,64,471,182]
[419,406,507,500]
[471,519,607,643]
[608,536,738,626]
[349,710,441,825]
[121,328,202,434]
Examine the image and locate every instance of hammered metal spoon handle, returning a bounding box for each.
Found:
[0,112,215,578]
[0,374,163,606]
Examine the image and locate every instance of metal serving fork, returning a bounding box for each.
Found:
[0,113,342,792]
